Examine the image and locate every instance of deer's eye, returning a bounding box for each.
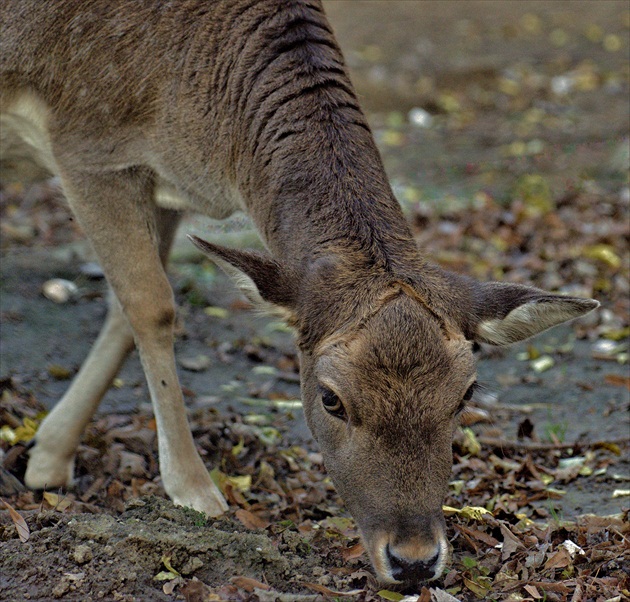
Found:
[320,387,345,419]
[463,382,477,402]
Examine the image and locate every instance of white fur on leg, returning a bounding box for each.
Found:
[25,297,134,490]
[140,343,228,517]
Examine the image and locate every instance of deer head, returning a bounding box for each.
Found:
[190,235,598,585]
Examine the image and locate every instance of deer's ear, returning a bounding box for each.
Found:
[188,235,297,320]
[471,281,599,346]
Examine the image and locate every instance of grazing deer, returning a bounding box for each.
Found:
[1,0,597,586]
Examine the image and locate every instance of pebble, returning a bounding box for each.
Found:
[42,279,78,303]
[73,544,93,565]
[408,107,433,128]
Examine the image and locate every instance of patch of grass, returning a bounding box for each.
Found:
[181,506,208,527]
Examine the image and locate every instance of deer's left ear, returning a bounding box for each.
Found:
[188,235,297,321]
[470,281,599,346]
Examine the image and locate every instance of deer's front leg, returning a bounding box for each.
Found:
[30,163,227,517]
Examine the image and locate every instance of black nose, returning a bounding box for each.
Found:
[386,545,439,583]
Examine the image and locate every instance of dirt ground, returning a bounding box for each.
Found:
[1,2,629,601]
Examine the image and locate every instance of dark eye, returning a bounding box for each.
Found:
[463,382,477,402]
[320,387,345,419]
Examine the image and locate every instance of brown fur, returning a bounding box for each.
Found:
[1,0,598,586]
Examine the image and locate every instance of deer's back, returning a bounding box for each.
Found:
[0,0,365,218]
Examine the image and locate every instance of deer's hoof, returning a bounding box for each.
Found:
[164,464,229,517]
[170,483,228,517]
[24,442,75,490]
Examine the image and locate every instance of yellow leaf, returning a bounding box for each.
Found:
[4,417,41,445]
[594,441,621,455]
[47,364,73,380]
[154,555,180,580]
[231,436,246,456]
[602,327,630,341]
[463,576,490,597]
[578,465,594,477]
[461,427,481,456]
[381,131,404,147]
[459,506,492,521]
[161,555,180,576]
[204,306,229,318]
[583,244,621,268]
[541,473,554,486]
[227,474,251,493]
[377,590,405,601]
[153,571,178,581]
[513,174,554,215]
[531,355,554,373]
[438,93,461,113]
[442,505,491,521]
[603,34,622,52]
[42,492,72,511]
[0,425,17,444]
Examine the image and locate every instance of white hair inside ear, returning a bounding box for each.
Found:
[477,298,599,346]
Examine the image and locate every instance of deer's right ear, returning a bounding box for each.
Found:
[188,235,297,321]
[468,280,599,346]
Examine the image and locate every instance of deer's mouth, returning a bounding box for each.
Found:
[366,527,449,586]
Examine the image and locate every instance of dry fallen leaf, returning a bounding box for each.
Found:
[340,541,365,561]
[604,373,630,389]
[42,491,73,511]
[544,547,571,570]
[2,498,30,542]
[301,582,363,597]
[231,576,271,592]
[523,584,541,599]
[235,508,270,530]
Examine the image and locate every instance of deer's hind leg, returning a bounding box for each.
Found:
[26,164,227,517]
[25,288,135,490]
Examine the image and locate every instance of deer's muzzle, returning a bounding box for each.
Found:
[368,524,449,585]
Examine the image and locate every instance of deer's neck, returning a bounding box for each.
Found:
[244,119,415,270]
[186,0,416,272]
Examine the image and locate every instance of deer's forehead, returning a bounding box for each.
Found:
[315,297,475,390]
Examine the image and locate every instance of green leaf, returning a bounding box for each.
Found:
[377,590,405,601]
[462,556,478,569]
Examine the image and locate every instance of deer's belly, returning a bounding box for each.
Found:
[1,91,58,182]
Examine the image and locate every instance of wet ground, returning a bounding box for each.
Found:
[1,2,629,601]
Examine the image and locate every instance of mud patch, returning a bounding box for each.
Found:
[1,497,350,601]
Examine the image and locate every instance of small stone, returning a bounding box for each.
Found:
[73,544,93,564]
[530,355,554,373]
[79,262,105,279]
[179,354,211,372]
[180,556,204,575]
[408,107,433,128]
[124,498,146,510]
[52,578,70,598]
[42,278,79,303]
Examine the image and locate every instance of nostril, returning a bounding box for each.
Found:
[386,545,440,583]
